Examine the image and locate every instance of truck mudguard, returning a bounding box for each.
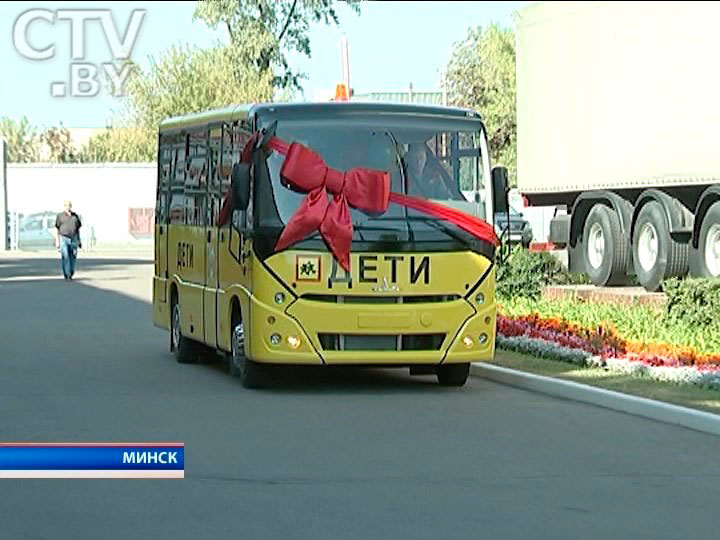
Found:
[692,186,720,248]
[569,191,633,248]
[631,189,694,243]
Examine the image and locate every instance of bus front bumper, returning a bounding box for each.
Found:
[245,295,496,366]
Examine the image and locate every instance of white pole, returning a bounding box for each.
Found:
[0,137,8,251]
[443,44,452,107]
[341,35,350,98]
[442,71,448,107]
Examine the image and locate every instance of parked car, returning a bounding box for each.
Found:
[18,211,94,250]
[495,207,533,248]
[18,212,56,249]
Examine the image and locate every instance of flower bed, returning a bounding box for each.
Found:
[493,248,720,390]
[500,296,720,357]
[496,314,720,390]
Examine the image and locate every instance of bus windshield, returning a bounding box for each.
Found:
[259,117,486,242]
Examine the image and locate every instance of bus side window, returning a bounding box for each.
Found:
[157,138,172,225]
[457,131,483,200]
[428,132,481,201]
[169,134,187,225]
[222,122,253,231]
[235,124,254,229]
[219,123,234,224]
[232,209,246,230]
[186,129,207,227]
[208,126,223,226]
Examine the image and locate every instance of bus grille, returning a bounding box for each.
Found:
[302,294,459,304]
[318,333,445,352]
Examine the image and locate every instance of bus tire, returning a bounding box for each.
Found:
[229,321,264,389]
[633,201,689,291]
[171,300,196,364]
[689,201,720,278]
[581,204,628,286]
[437,363,470,387]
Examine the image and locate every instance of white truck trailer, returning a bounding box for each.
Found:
[515,1,720,290]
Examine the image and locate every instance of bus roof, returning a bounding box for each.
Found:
[158,104,253,131]
[158,102,482,132]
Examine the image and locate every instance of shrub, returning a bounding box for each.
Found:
[496,246,587,300]
[664,277,720,328]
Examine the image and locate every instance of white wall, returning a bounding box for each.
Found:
[7,163,157,245]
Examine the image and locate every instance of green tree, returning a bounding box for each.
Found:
[41,125,79,163]
[82,45,275,162]
[84,1,359,162]
[0,116,40,163]
[125,45,274,130]
[79,127,156,163]
[194,0,360,91]
[446,24,516,184]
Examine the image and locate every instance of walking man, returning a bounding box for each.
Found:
[54,200,82,280]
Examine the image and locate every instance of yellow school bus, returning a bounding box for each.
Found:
[153,103,507,387]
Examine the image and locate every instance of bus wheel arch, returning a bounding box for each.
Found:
[170,284,196,363]
[229,296,264,389]
[169,283,178,351]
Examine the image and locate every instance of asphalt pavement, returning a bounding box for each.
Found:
[1,254,719,540]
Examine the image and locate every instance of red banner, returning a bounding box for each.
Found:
[128,208,154,238]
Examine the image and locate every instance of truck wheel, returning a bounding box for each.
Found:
[229,321,264,389]
[581,204,628,286]
[171,300,196,364]
[632,201,688,291]
[437,363,470,386]
[690,201,720,278]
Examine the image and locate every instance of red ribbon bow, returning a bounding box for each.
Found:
[218,133,498,272]
[271,139,390,271]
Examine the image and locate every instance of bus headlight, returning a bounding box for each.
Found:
[475,292,485,305]
[274,292,285,305]
[287,335,301,349]
[478,333,488,345]
[270,333,282,346]
[462,336,474,349]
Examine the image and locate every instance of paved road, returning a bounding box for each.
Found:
[1,255,719,540]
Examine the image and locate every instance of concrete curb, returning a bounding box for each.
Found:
[471,362,720,437]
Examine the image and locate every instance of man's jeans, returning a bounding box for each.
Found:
[60,235,78,278]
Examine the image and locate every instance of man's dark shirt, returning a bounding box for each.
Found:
[56,211,82,238]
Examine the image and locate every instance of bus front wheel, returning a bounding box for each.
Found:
[230,322,264,389]
[437,363,470,386]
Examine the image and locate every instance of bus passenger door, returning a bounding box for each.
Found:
[204,127,222,348]
[216,123,253,353]
[204,224,220,348]
[172,130,207,344]
[152,144,171,328]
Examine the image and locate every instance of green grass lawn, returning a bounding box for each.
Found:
[491,349,720,415]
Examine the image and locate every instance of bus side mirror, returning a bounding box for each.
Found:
[492,166,511,263]
[231,162,251,211]
[492,166,510,215]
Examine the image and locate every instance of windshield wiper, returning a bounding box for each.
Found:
[370,215,477,247]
